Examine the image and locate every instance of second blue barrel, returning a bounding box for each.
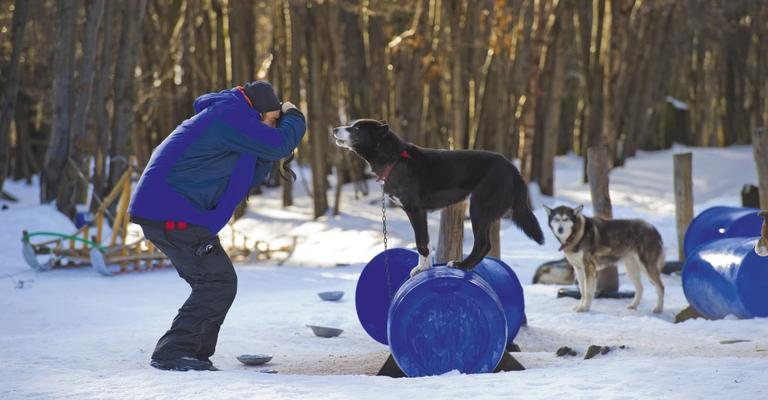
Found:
[683,206,762,256]
[682,237,768,319]
[387,266,508,377]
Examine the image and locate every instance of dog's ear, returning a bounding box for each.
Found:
[574,205,584,215]
[543,205,552,216]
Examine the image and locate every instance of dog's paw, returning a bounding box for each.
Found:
[652,306,663,314]
[446,260,456,267]
[410,265,428,277]
[573,304,589,313]
[626,304,639,310]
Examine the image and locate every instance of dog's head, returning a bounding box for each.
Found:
[332,119,399,162]
[543,205,583,243]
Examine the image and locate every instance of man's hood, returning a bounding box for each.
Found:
[193,89,240,114]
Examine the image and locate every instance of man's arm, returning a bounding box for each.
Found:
[219,103,307,161]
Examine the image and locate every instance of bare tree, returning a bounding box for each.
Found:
[56,0,106,217]
[41,0,80,204]
[109,0,149,189]
[90,0,115,211]
[0,0,31,194]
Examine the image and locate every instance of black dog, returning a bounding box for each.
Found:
[333,119,544,276]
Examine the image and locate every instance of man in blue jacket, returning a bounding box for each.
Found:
[128,81,306,371]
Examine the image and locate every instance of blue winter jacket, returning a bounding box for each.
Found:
[128,87,306,234]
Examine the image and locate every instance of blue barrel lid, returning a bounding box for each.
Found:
[683,206,762,257]
[355,248,418,345]
[387,267,508,377]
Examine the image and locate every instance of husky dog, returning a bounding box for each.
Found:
[544,205,665,313]
[333,119,544,276]
[532,258,575,285]
[756,211,768,257]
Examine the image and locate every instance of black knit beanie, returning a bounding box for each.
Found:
[242,81,281,113]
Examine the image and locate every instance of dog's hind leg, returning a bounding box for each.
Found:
[623,254,644,310]
[405,208,433,277]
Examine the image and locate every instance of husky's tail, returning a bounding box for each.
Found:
[511,172,545,245]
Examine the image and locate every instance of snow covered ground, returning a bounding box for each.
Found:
[1,145,767,399]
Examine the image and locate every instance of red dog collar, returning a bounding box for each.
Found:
[377,151,411,183]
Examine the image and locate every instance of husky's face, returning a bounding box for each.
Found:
[544,205,583,242]
[332,119,390,154]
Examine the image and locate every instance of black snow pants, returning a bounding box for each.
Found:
[133,217,237,362]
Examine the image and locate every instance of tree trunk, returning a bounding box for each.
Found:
[577,0,606,183]
[539,8,566,196]
[306,1,328,218]
[41,0,80,204]
[212,0,228,88]
[109,0,148,190]
[0,0,31,192]
[91,0,115,212]
[273,0,295,208]
[56,0,106,218]
[587,145,618,292]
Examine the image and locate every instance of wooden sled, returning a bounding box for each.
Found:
[21,166,172,276]
[226,223,298,265]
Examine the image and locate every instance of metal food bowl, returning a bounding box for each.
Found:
[307,325,344,338]
[236,354,273,366]
[317,291,345,301]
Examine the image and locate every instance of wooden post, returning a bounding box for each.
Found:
[436,201,467,264]
[489,219,501,258]
[110,175,132,247]
[752,127,768,210]
[674,152,693,261]
[587,146,618,292]
[96,213,104,243]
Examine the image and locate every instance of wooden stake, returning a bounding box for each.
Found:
[436,201,467,264]
[674,152,693,261]
[489,219,501,258]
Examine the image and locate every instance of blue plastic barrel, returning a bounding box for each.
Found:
[682,237,768,319]
[355,248,418,344]
[683,206,762,257]
[387,266,508,377]
[473,257,526,344]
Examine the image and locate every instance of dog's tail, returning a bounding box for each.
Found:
[511,172,545,245]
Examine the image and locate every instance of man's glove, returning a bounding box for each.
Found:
[280,101,305,121]
[281,101,297,114]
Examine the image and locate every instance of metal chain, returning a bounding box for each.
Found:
[382,189,394,299]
